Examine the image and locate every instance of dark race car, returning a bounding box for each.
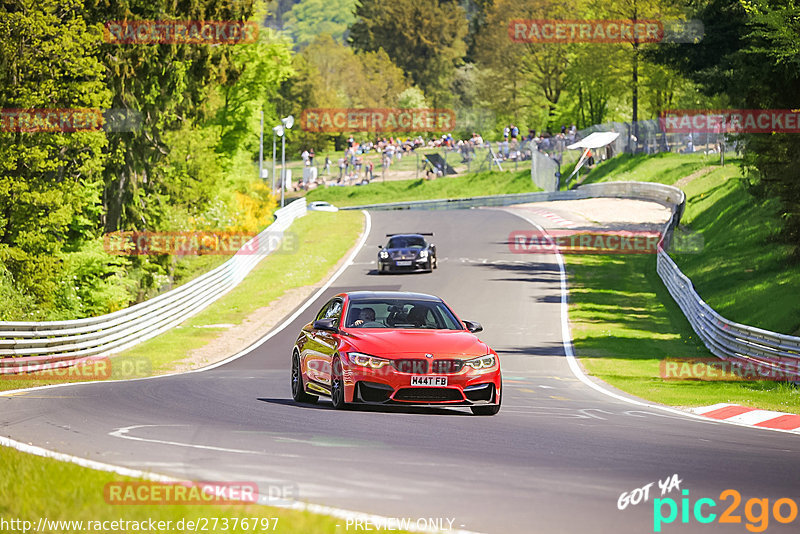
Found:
[377,233,437,273]
[290,291,502,415]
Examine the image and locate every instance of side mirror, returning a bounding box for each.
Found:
[463,320,483,333]
[313,318,339,333]
[377,245,383,249]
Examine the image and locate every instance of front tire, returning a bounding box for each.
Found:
[291,352,318,404]
[471,404,500,416]
[330,356,348,410]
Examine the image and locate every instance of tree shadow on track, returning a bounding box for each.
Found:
[257,397,471,416]
[470,260,562,285]
[498,343,566,357]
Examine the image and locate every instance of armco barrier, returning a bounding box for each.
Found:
[0,199,307,373]
[345,182,800,378]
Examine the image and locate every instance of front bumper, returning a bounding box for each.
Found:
[378,257,430,272]
[342,364,501,406]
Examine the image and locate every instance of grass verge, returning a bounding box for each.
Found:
[0,210,364,392]
[574,151,719,186]
[569,254,800,413]
[567,155,800,412]
[0,444,403,534]
[306,170,539,207]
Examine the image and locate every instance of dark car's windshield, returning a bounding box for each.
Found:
[387,236,426,249]
[346,298,462,330]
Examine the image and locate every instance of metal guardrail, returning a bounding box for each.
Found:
[657,252,800,378]
[0,199,307,372]
[341,191,580,211]
[345,182,800,378]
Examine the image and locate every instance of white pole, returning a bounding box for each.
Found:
[272,130,277,191]
[281,133,286,208]
[259,110,264,181]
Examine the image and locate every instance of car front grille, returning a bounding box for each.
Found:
[431,359,464,374]
[393,388,464,402]
[392,359,428,374]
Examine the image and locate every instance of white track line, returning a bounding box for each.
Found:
[504,208,800,437]
[0,435,479,534]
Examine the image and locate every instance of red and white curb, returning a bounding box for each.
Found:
[518,206,581,228]
[689,403,800,432]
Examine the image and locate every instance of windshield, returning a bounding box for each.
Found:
[345,299,462,330]
[387,236,426,249]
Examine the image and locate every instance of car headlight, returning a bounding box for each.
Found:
[418,249,428,259]
[348,352,391,369]
[464,355,496,370]
[379,250,389,259]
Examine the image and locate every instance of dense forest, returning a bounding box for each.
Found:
[0,0,797,321]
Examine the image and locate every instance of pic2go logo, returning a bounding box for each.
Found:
[653,489,799,532]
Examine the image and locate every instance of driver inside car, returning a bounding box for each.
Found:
[353,307,380,327]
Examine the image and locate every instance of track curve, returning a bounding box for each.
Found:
[2,207,799,533]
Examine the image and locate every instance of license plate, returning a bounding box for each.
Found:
[396,260,412,266]
[411,376,447,387]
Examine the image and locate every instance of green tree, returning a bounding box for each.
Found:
[82,0,255,232]
[472,0,575,130]
[349,0,468,107]
[588,0,685,146]
[0,0,109,312]
[651,0,800,256]
[276,34,408,149]
[284,0,357,48]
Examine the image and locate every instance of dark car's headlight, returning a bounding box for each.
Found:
[379,250,389,259]
[418,249,428,259]
[347,352,391,369]
[464,355,496,370]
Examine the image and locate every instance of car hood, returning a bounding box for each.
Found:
[343,329,490,358]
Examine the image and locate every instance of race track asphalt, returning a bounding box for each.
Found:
[2,207,799,533]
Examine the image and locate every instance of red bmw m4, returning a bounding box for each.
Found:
[291,291,502,415]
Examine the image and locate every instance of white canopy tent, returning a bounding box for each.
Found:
[566,131,620,184]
